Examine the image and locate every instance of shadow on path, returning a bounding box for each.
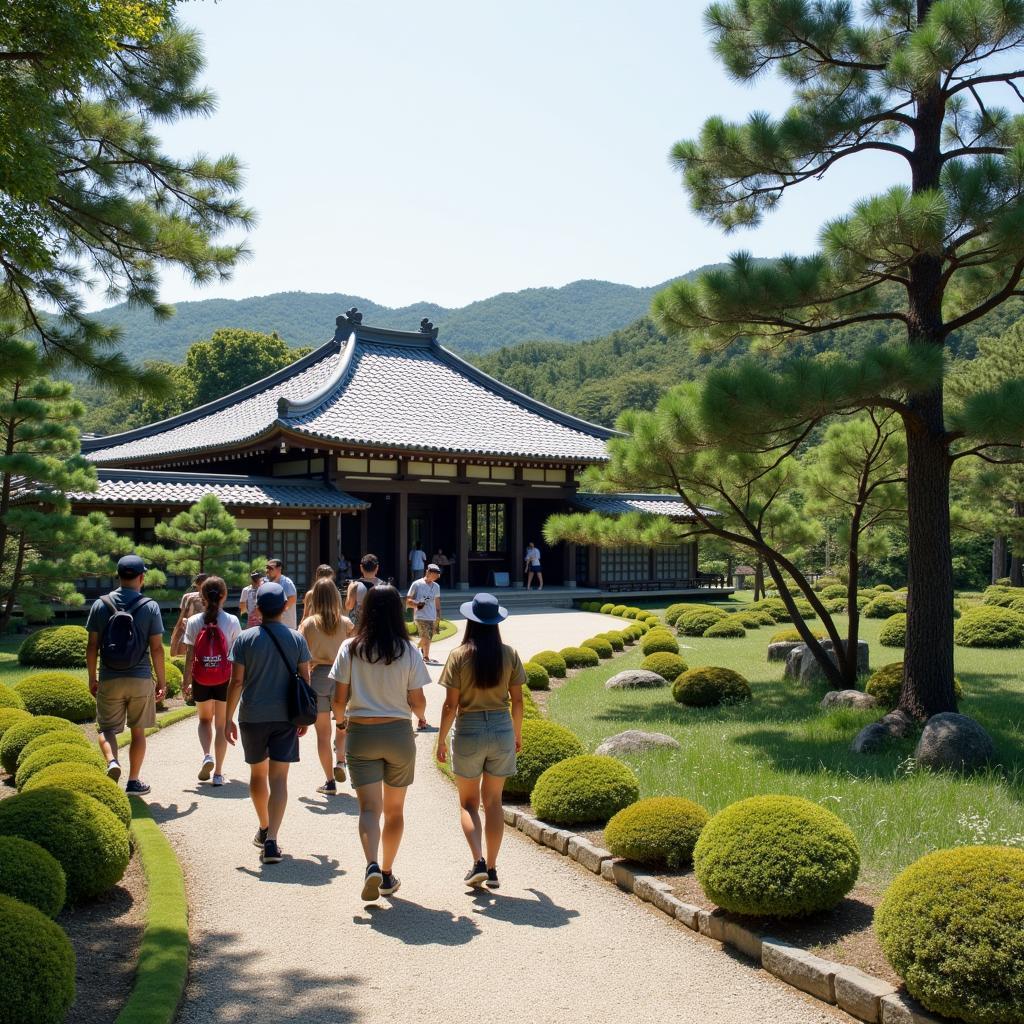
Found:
[300,793,359,816]
[146,799,198,824]
[181,780,250,799]
[353,896,481,946]
[236,852,347,887]
[468,887,580,929]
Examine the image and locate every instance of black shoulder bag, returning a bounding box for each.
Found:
[261,624,318,727]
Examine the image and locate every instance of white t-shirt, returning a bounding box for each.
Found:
[407,578,440,621]
[277,574,298,628]
[239,585,261,615]
[330,638,430,719]
[409,548,427,572]
[525,546,541,568]
[183,609,242,652]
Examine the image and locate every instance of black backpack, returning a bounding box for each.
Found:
[99,592,154,672]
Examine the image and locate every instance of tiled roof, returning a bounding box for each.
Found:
[571,492,714,520]
[82,320,615,465]
[67,470,369,512]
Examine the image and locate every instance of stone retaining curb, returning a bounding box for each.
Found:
[510,810,944,1024]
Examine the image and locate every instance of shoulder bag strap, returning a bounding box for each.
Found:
[260,623,300,674]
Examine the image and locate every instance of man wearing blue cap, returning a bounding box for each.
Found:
[85,554,166,794]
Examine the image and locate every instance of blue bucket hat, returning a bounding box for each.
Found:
[459,592,508,625]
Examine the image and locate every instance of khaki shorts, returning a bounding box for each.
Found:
[97,677,157,733]
[415,620,434,645]
[346,719,416,788]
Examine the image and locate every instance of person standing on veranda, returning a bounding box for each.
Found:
[436,593,524,890]
[182,576,241,787]
[524,541,543,591]
[409,542,427,582]
[299,578,353,796]
[330,585,429,901]
[225,582,311,865]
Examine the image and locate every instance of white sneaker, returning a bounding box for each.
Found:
[212,774,225,786]
[198,755,215,782]
[106,759,121,782]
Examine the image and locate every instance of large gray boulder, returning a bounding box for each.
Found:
[915,713,995,773]
[850,710,915,754]
[820,689,878,711]
[784,639,870,687]
[595,730,681,758]
[605,669,668,690]
[767,641,802,663]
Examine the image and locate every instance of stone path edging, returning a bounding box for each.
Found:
[503,807,945,1024]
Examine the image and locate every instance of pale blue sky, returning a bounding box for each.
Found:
[142,0,902,310]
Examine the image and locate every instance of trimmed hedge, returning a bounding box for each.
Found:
[673,667,752,707]
[599,603,615,614]
[642,615,662,629]
[866,662,963,711]
[677,608,728,636]
[531,754,640,825]
[0,684,25,711]
[582,637,613,659]
[504,720,585,798]
[15,743,107,791]
[522,688,541,719]
[0,835,66,918]
[14,671,96,722]
[640,652,688,682]
[0,893,76,1024]
[610,605,628,617]
[0,788,130,903]
[160,657,184,700]
[560,646,600,669]
[703,618,746,639]
[757,597,816,622]
[875,846,1024,1024]
[873,583,895,592]
[23,763,132,831]
[820,584,848,599]
[604,797,710,869]
[17,727,91,769]
[864,593,908,619]
[982,585,1020,608]
[523,661,550,691]
[822,597,847,613]
[813,576,843,591]
[954,607,1024,648]
[17,625,89,668]
[532,650,567,678]
[601,631,625,651]
[878,613,907,648]
[769,627,826,645]
[693,795,860,917]
[0,707,31,739]
[0,716,77,776]
[640,631,680,656]
[732,611,773,629]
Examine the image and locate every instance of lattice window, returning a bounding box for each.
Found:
[655,545,691,580]
[599,546,650,583]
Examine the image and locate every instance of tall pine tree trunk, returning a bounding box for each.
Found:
[993,535,1008,583]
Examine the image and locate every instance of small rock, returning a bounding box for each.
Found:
[595,730,681,757]
[768,641,802,663]
[880,709,915,738]
[604,669,668,690]
[820,689,878,711]
[914,713,995,773]
[784,640,870,687]
[850,709,916,754]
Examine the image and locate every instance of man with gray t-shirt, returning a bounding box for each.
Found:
[406,564,442,666]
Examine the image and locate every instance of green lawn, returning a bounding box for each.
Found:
[550,600,1024,888]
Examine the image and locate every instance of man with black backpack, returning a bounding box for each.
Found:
[85,555,166,794]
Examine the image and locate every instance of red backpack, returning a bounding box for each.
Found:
[192,620,231,685]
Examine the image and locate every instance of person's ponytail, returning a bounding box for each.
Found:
[201,576,227,624]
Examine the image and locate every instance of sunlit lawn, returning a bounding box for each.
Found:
[549,598,1024,887]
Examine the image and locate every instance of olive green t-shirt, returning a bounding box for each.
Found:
[440,643,527,713]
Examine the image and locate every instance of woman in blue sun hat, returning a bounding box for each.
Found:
[436,593,526,891]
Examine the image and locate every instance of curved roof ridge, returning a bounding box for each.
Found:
[277,331,358,419]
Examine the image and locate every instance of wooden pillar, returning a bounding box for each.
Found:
[327,513,339,570]
[396,489,409,588]
[456,492,469,590]
[359,507,368,557]
[511,495,524,585]
[564,542,577,587]
[588,545,600,588]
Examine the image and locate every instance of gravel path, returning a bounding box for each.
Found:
[141,608,846,1024]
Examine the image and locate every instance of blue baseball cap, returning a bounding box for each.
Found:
[117,554,148,578]
[256,582,286,614]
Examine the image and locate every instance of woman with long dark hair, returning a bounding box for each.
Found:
[182,575,241,785]
[436,593,525,889]
[329,585,429,901]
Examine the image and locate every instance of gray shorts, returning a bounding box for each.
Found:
[346,719,416,788]
[452,710,517,778]
[239,721,299,764]
[310,664,334,714]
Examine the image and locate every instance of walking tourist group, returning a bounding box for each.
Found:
[86,549,529,898]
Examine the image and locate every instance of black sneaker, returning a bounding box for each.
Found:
[486,867,500,890]
[260,839,282,864]
[465,859,488,888]
[361,862,383,901]
[379,871,401,896]
[253,826,269,848]
[125,779,151,795]
[316,779,337,795]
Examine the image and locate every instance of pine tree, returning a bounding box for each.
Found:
[652,1,1024,718]
[151,494,250,584]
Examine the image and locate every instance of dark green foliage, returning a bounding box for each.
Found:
[532,651,567,678]
[0,893,75,1024]
[867,663,964,712]
[504,720,585,799]
[982,586,1022,608]
[15,743,107,791]
[0,836,66,918]
[23,763,132,831]
[523,661,550,692]
[14,671,95,722]
[531,755,640,825]
[864,593,908,619]
[582,637,613,659]
[954,608,1024,649]
[0,716,77,775]
[0,789,130,903]
[17,626,88,668]
[875,846,1024,1024]
[0,684,25,711]
[672,667,752,708]
[640,630,680,656]
[693,796,860,917]
[604,797,710,869]
[17,728,91,769]
[878,614,907,648]
[560,646,600,669]
[703,618,746,639]
[640,652,689,681]
[677,608,728,636]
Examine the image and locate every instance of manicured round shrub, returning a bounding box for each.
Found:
[604,797,710,868]
[731,611,767,629]
[878,613,906,648]
[0,707,31,739]
[0,715,77,776]
[522,689,541,719]
[635,621,651,634]
[0,683,25,711]
[858,588,880,600]
[677,608,728,636]
[523,661,550,691]
[758,597,817,622]
[531,754,639,825]
[170,654,186,674]
[643,615,662,628]
[866,662,963,711]
[560,646,600,669]
[873,583,895,592]
[814,576,843,592]
[0,788,130,903]
[672,666,752,707]
[640,652,688,681]
[23,764,132,831]
[601,632,625,651]
[820,584,848,599]
[610,605,627,617]
[15,743,107,791]
[619,607,639,619]
[14,671,96,722]
[822,597,847,613]
[954,606,1024,648]
[17,625,88,668]
[769,627,826,645]
[159,657,183,700]
[0,835,66,917]
[17,727,91,768]
[640,631,680,656]
[694,795,860,917]
[875,846,1024,1024]
[0,893,76,1024]
[505,720,585,798]
[982,585,1019,607]
[582,637,613,659]
[666,602,707,625]
[599,603,615,614]
[532,650,567,678]
[864,593,908,619]
[703,618,746,639]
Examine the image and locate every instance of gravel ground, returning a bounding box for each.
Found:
[137,609,848,1024]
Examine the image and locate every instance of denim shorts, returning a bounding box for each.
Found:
[452,710,516,778]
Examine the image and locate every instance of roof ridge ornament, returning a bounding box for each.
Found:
[338,307,363,327]
[419,317,439,341]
